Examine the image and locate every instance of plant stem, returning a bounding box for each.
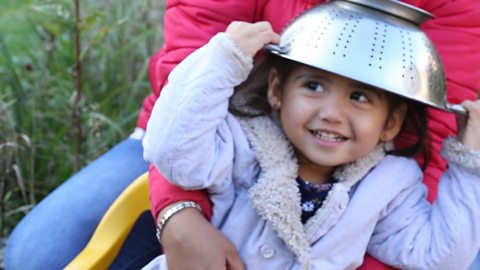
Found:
[73,0,83,171]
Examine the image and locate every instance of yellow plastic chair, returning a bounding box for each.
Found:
[64,172,150,270]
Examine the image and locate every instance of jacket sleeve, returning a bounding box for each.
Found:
[368,139,480,270]
[145,0,266,219]
[144,33,253,204]
[148,164,213,221]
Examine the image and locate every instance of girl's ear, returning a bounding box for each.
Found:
[381,104,408,142]
[267,69,282,110]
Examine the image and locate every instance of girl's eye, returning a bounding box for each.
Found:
[351,92,369,102]
[306,82,325,92]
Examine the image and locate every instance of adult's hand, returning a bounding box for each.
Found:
[161,205,245,270]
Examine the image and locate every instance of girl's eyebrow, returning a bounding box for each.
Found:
[296,71,331,83]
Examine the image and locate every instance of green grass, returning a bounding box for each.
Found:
[0,0,164,236]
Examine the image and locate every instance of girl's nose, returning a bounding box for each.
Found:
[317,93,346,123]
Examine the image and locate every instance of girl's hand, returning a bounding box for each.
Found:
[161,206,245,270]
[459,100,480,149]
[226,21,280,58]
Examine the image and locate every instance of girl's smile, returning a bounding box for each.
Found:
[309,128,347,147]
[267,65,405,184]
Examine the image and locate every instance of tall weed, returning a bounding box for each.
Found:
[0,0,164,236]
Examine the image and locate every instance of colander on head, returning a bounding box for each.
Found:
[265,0,466,114]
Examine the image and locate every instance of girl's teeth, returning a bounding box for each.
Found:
[314,131,343,141]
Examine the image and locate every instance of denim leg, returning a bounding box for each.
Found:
[4,138,157,270]
[470,251,480,270]
[110,212,161,270]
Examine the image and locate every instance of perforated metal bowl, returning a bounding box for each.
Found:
[265,0,465,114]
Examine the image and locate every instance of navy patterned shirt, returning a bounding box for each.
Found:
[296,177,337,224]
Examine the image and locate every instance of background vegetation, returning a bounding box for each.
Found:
[0,0,164,237]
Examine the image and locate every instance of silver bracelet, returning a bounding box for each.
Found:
[156,201,203,244]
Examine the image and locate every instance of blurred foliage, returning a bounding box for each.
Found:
[0,0,164,236]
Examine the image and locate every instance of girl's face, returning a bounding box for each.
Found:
[268,65,406,183]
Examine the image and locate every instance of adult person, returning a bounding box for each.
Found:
[147,0,480,269]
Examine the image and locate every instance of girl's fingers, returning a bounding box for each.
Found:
[463,100,480,114]
[459,100,480,149]
[253,21,280,44]
[226,21,280,58]
[253,21,273,32]
[261,30,281,45]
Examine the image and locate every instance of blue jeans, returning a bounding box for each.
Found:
[4,138,160,270]
[471,252,480,270]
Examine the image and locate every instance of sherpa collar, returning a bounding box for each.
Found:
[238,116,386,269]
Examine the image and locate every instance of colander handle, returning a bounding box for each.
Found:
[446,104,467,115]
[263,44,285,54]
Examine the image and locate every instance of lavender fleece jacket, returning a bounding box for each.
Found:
[143,33,480,270]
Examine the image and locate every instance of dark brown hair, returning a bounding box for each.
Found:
[229,54,301,117]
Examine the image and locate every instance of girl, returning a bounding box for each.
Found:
[147,0,480,269]
[143,7,480,270]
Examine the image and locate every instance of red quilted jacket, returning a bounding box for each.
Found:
[144,0,480,269]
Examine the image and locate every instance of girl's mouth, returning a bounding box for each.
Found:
[310,130,347,142]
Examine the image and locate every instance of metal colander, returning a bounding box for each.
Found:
[265,0,464,113]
